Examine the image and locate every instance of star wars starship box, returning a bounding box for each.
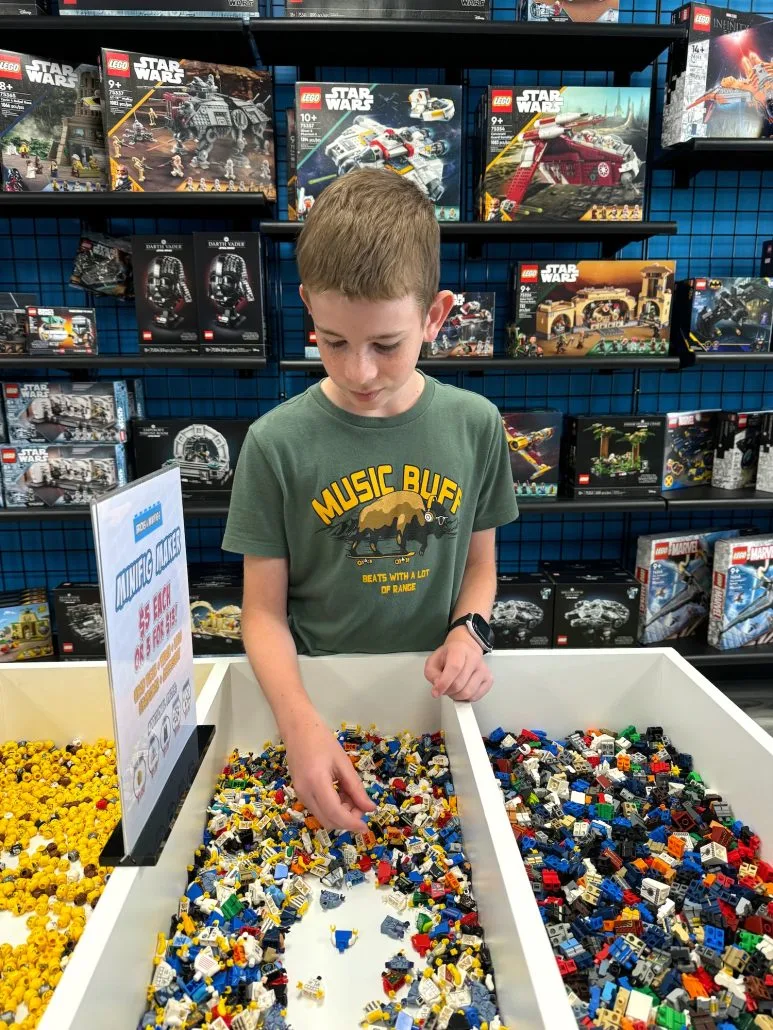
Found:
[100,49,275,200]
[0,443,127,508]
[511,260,675,358]
[132,419,252,502]
[0,591,53,664]
[712,410,770,490]
[565,415,667,498]
[679,277,773,354]
[501,409,562,500]
[476,86,650,223]
[0,54,106,193]
[286,0,489,16]
[52,582,105,659]
[662,5,771,146]
[133,235,198,354]
[421,293,495,359]
[662,409,720,492]
[287,107,298,221]
[61,0,257,14]
[635,527,743,644]
[193,232,266,355]
[546,565,640,649]
[491,573,555,649]
[25,306,98,357]
[757,413,773,494]
[295,82,463,221]
[189,563,244,657]
[709,533,773,650]
[519,0,616,23]
[3,381,130,445]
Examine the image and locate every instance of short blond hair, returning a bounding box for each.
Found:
[296,168,440,315]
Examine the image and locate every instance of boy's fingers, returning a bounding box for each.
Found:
[432,651,467,698]
[312,783,367,833]
[424,650,443,684]
[335,752,376,813]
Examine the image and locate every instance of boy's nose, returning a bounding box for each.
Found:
[345,351,378,386]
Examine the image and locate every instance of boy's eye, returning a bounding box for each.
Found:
[321,338,346,350]
[374,342,400,354]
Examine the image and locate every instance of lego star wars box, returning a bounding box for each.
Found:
[491,573,555,648]
[25,306,97,356]
[0,3,46,14]
[565,414,667,497]
[287,107,298,221]
[476,86,650,223]
[680,277,773,353]
[189,563,244,656]
[133,236,198,354]
[757,413,773,494]
[3,381,130,446]
[635,527,743,644]
[662,409,720,491]
[421,293,495,359]
[100,49,275,199]
[0,309,27,355]
[762,240,773,277]
[295,82,463,221]
[547,566,640,648]
[285,0,489,17]
[501,409,562,500]
[61,0,257,14]
[303,307,319,359]
[70,232,133,301]
[131,419,251,502]
[0,55,106,193]
[709,534,773,650]
[0,443,128,508]
[193,232,266,355]
[712,410,768,490]
[52,582,105,659]
[519,0,616,24]
[0,591,53,663]
[663,8,773,146]
[511,261,675,358]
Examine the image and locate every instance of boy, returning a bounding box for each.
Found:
[223,169,518,832]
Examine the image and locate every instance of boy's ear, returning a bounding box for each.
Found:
[424,291,456,343]
[299,284,312,315]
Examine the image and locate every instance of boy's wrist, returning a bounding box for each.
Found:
[446,623,486,654]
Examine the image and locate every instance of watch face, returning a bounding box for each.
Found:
[471,613,495,648]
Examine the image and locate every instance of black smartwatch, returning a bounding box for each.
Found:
[448,613,494,654]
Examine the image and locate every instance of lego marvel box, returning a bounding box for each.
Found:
[193,232,266,356]
[3,381,130,446]
[52,582,105,659]
[25,306,97,356]
[713,410,768,490]
[100,49,275,199]
[491,573,555,648]
[662,409,720,492]
[501,409,562,499]
[0,443,128,508]
[0,591,53,663]
[285,0,489,16]
[295,82,463,221]
[133,236,198,354]
[61,0,257,13]
[477,86,650,223]
[546,566,640,648]
[0,55,106,193]
[635,528,743,644]
[511,260,675,358]
[709,534,773,650]
[189,563,244,656]
[519,0,616,23]
[680,277,773,353]
[131,419,251,502]
[565,415,667,497]
[421,293,494,359]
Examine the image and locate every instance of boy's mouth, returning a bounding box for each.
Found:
[351,389,381,402]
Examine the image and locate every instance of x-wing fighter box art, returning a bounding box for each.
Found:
[421,292,494,359]
[511,261,675,358]
[635,528,743,644]
[709,534,773,649]
[0,53,106,193]
[501,409,562,500]
[100,49,275,198]
[679,276,773,353]
[491,573,555,649]
[476,86,650,223]
[295,82,463,221]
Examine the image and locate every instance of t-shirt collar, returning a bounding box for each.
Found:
[310,371,436,429]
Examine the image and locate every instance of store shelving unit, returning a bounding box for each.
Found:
[0,192,273,219]
[658,139,773,189]
[281,357,681,373]
[0,355,267,371]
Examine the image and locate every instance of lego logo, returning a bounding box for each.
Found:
[204,330,214,340]
[300,90,322,109]
[105,51,131,77]
[141,330,153,340]
[1,449,17,464]
[491,90,513,112]
[63,643,73,653]
[557,635,568,646]
[693,7,711,29]
[520,265,539,284]
[578,474,590,485]
[668,417,678,428]
[739,414,748,428]
[654,543,669,560]
[4,384,19,398]
[695,279,707,290]
[713,571,726,588]
[732,547,748,565]
[0,55,23,80]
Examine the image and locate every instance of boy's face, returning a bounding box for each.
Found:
[301,287,454,416]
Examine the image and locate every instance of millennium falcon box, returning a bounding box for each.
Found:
[100,49,275,200]
[193,232,266,355]
[491,573,554,649]
[133,235,198,354]
[0,443,127,508]
[501,409,562,500]
[3,381,130,446]
[295,82,463,221]
[680,277,773,353]
[421,292,495,359]
[565,414,667,498]
[26,306,97,356]
[52,582,105,659]
[547,566,640,649]
[709,534,773,650]
[712,410,768,490]
[476,86,650,223]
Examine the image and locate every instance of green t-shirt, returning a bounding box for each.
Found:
[222,374,518,656]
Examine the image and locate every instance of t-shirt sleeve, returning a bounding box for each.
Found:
[222,427,289,558]
[472,407,520,532]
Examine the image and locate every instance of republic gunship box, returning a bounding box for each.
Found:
[295,82,463,221]
[0,590,53,663]
[501,409,562,499]
[662,409,720,491]
[421,292,494,359]
[52,582,105,659]
[712,410,768,490]
[635,527,742,644]
[679,277,773,353]
[0,443,127,508]
[546,565,640,648]
[0,54,106,192]
[61,0,257,13]
[565,414,667,497]
[519,0,616,23]
[491,573,555,648]
[25,306,97,356]
[511,260,675,358]
[193,232,266,355]
[3,380,130,445]
[476,86,650,223]
[100,49,275,199]
[285,0,489,17]
[709,533,773,649]
[189,563,244,656]
[133,235,198,353]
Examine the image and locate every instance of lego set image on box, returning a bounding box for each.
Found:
[0,443,127,507]
[549,565,641,647]
[0,590,52,663]
[421,292,494,358]
[52,582,105,659]
[662,409,720,491]
[501,409,562,499]
[3,381,130,445]
[566,415,667,497]
[491,572,555,648]
[681,277,773,353]
[713,410,767,490]
[710,534,773,649]
[193,232,265,355]
[295,82,463,220]
[285,0,490,17]
[25,306,97,356]
[189,564,244,656]
[511,260,675,358]
[519,0,617,23]
[133,235,198,352]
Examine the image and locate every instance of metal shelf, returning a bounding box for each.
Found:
[663,487,773,510]
[280,358,680,373]
[691,352,773,365]
[659,139,773,188]
[0,355,267,371]
[0,192,272,220]
[665,638,773,668]
[518,496,667,513]
[0,503,229,521]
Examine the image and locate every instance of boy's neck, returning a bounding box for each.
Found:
[320,370,426,418]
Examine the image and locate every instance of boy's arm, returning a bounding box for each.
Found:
[242,554,375,832]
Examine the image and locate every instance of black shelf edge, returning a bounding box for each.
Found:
[0,503,231,521]
[518,496,666,513]
[0,192,273,218]
[691,352,773,364]
[280,358,680,373]
[251,18,684,72]
[659,139,773,186]
[665,638,773,668]
[663,486,773,510]
[0,355,267,370]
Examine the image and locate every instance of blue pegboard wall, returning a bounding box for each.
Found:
[2,0,773,593]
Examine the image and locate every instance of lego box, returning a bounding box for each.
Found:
[0,443,128,508]
[477,86,650,223]
[565,414,667,497]
[100,49,275,199]
[0,55,106,193]
[189,563,244,656]
[758,412,773,494]
[295,82,463,221]
[680,277,773,353]
[61,0,257,13]
[3,381,130,445]
[519,0,616,23]
[491,573,555,649]
[0,309,27,355]
[70,232,134,301]
[511,261,675,358]
[712,410,768,490]
[709,534,773,650]
[421,292,494,359]
[25,306,97,356]
[635,528,743,644]
[52,582,105,660]
[285,0,490,17]
[662,409,720,492]
[193,232,266,355]
[501,409,562,500]
[0,591,53,663]
[546,565,640,648]
[133,236,198,354]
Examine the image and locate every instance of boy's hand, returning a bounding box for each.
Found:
[424,627,494,702]
[284,716,376,834]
